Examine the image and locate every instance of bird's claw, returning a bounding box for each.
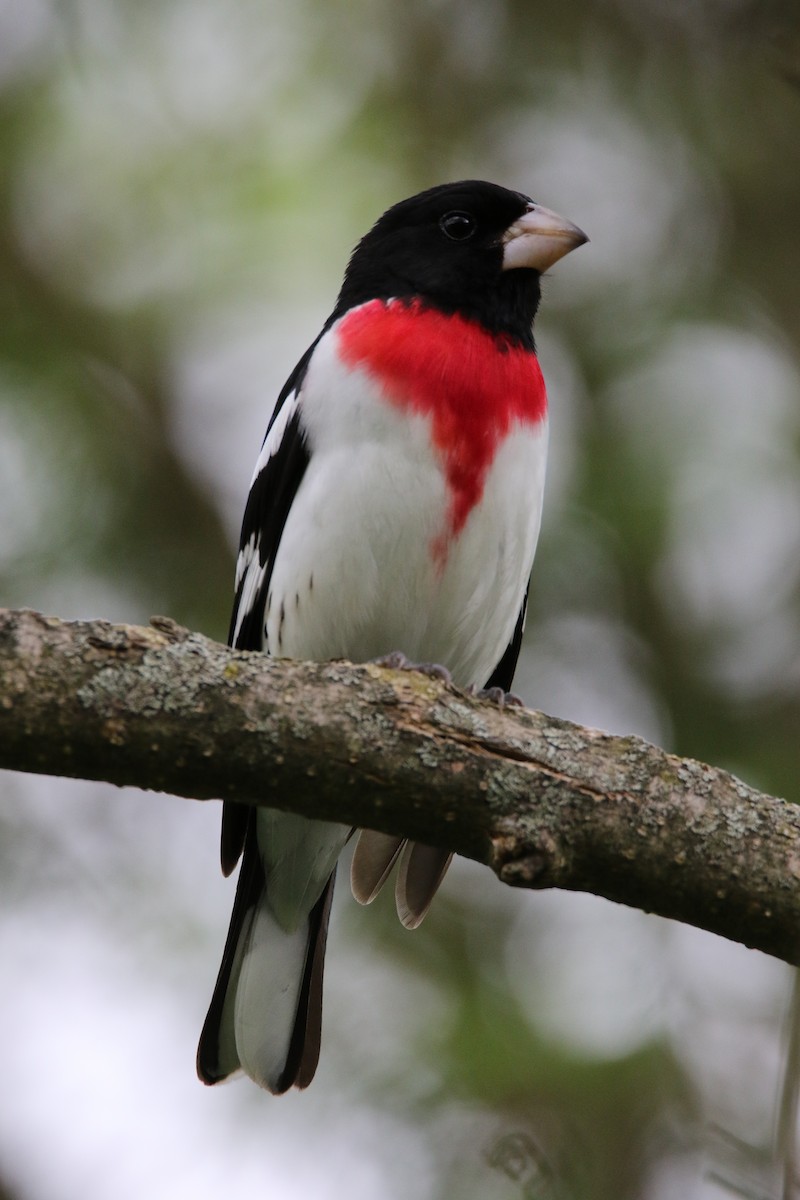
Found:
[370,651,452,685]
[467,684,524,709]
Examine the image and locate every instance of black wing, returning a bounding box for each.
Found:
[483,585,529,693]
[228,342,318,653]
[221,341,318,875]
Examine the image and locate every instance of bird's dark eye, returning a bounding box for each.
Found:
[439,211,476,241]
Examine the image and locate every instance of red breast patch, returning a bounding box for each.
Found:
[337,299,547,551]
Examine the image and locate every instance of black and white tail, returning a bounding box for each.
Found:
[197,809,340,1093]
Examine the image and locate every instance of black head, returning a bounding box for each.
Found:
[333,180,586,346]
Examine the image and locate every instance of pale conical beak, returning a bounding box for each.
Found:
[501,204,588,272]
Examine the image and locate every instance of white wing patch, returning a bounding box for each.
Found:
[232,543,268,646]
[231,387,303,648]
[249,388,300,485]
[234,531,258,590]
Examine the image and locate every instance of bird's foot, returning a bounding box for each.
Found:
[467,684,524,709]
[370,651,452,685]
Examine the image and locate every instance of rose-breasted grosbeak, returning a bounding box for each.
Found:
[197,180,586,1093]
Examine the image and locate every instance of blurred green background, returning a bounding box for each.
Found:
[1,1,800,1197]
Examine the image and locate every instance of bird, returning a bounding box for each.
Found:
[196,180,587,1093]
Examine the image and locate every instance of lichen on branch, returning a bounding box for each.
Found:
[1,607,799,965]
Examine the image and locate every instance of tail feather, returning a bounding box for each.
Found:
[197,816,262,1084]
[285,878,335,1090]
[220,800,249,878]
[197,810,337,1093]
[233,894,315,1091]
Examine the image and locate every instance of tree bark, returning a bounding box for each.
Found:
[1,606,798,964]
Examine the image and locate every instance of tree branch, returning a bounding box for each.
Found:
[1,607,798,964]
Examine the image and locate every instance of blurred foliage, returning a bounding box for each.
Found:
[2,1,800,1198]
